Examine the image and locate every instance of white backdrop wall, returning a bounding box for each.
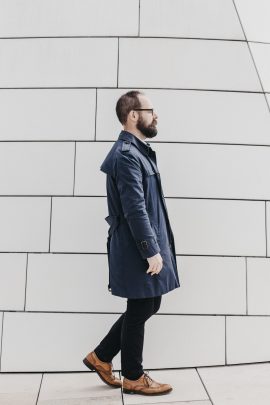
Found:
[0,0,270,372]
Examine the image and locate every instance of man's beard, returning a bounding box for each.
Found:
[136,115,158,139]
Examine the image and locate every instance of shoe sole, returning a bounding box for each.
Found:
[82,357,122,389]
[123,387,173,395]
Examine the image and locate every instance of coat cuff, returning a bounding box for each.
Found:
[136,237,161,259]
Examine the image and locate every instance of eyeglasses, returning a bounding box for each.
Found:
[133,108,154,116]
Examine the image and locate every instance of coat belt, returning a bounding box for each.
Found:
[105,214,126,236]
[105,214,126,293]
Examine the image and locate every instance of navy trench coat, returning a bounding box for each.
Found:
[100,130,180,299]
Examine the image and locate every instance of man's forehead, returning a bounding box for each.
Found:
[138,95,153,108]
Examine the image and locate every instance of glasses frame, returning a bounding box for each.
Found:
[133,108,154,116]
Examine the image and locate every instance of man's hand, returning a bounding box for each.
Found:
[146,253,163,276]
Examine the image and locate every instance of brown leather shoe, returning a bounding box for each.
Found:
[82,351,122,388]
[123,371,173,395]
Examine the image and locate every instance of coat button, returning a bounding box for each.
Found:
[141,240,148,250]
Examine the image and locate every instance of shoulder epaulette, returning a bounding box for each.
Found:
[121,140,131,152]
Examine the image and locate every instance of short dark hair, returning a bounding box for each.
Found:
[115,90,145,125]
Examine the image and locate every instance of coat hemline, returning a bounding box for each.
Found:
[109,283,181,299]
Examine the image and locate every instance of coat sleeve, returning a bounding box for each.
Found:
[115,152,161,259]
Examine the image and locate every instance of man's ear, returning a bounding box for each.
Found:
[129,110,137,122]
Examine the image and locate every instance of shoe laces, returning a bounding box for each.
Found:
[143,371,154,387]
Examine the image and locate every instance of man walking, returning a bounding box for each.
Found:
[83,90,180,395]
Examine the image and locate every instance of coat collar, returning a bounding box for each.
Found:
[118,130,154,157]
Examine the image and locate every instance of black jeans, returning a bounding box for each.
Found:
[94,295,162,380]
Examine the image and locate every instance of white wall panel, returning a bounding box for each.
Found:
[144,314,225,368]
[50,197,266,256]
[168,199,266,256]
[0,312,3,359]
[50,197,108,253]
[227,316,270,363]
[96,89,122,141]
[155,143,270,200]
[0,89,96,141]
[141,0,244,40]
[0,197,50,252]
[249,43,270,92]
[265,202,270,256]
[25,254,246,315]
[0,38,118,87]
[266,94,270,110]
[1,312,224,371]
[96,89,270,145]
[235,0,270,42]
[0,142,74,195]
[247,258,270,315]
[162,256,246,315]
[0,254,26,310]
[75,141,111,196]
[119,38,261,91]
[0,0,139,37]
[1,312,120,371]
[26,253,125,312]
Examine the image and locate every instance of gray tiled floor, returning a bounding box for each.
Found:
[1,363,270,404]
